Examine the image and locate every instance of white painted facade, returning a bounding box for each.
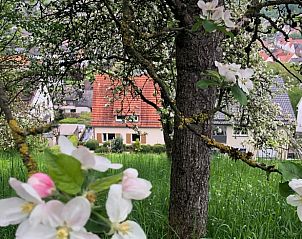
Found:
[297,97,302,133]
[94,127,165,145]
[60,105,91,114]
[30,86,54,123]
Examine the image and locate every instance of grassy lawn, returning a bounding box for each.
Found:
[0,151,301,238]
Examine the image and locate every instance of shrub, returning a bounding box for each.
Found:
[84,139,99,150]
[152,144,166,154]
[103,141,111,148]
[132,139,141,152]
[95,146,109,154]
[124,144,133,152]
[111,137,124,153]
[141,144,152,153]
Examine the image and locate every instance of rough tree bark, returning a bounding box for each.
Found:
[169,1,224,238]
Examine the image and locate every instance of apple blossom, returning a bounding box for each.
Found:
[214,61,240,83]
[16,197,100,239]
[106,185,146,239]
[122,168,152,200]
[286,179,302,221]
[0,178,44,226]
[58,136,122,172]
[197,0,235,30]
[27,173,55,198]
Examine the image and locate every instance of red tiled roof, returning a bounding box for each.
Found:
[91,74,161,128]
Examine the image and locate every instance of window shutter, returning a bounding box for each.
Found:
[141,134,146,144]
[96,133,102,143]
[116,133,121,138]
[126,134,131,144]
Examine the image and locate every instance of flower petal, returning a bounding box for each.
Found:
[16,220,56,239]
[286,194,302,207]
[93,156,122,172]
[29,200,64,227]
[72,146,95,169]
[123,168,138,179]
[0,197,27,226]
[70,231,101,239]
[9,178,42,204]
[106,184,132,223]
[113,221,146,239]
[122,178,152,200]
[58,135,77,155]
[63,196,91,231]
[289,179,302,195]
[297,206,302,222]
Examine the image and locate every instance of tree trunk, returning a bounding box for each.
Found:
[169,2,223,237]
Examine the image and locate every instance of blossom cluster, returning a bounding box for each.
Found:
[215,61,254,94]
[0,136,152,239]
[197,0,236,30]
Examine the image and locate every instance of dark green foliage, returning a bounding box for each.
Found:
[111,137,124,153]
[94,146,109,154]
[152,144,166,154]
[141,144,152,153]
[85,139,99,150]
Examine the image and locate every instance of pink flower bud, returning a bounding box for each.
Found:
[27,173,55,198]
[122,168,152,200]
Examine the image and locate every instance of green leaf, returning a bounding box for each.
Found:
[217,25,235,38]
[202,20,218,32]
[231,85,248,105]
[196,79,218,89]
[45,150,84,194]
[192,18,203,32]
[85,212,111,233]
[279,181,295,197]
[88,173,123,193]
[278,161,302,181]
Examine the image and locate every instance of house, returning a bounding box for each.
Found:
[58,80,93,116]
[22,85,55,123]
[213,77,296,159]
[296,97,302,137]
[91,74,164,145]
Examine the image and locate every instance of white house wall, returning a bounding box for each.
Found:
[94,127,165,145]
[297,97,302,133]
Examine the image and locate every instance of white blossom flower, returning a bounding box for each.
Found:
[215,61,240,83]
[0,178,44,227]
[106,185,146,239]
[237,68,254,94]
[287,179,302,221]
[197,0,219,18]
[16,197,100,239]
[58,136,122,172]
[197,0,236,29]
[222,10,236,29]
[122,168,152,200]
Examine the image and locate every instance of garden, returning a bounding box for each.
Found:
[1,149,301,239]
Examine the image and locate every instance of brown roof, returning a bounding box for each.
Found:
[91,74,161,128]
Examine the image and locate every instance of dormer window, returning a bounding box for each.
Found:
[116,115,139,123]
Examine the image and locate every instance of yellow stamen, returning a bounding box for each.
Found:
[21,202,35,213]
[56,227,69,239]
[85,191,97,203]
[115,222,130,235]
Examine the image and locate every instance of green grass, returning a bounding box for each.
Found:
[0,151,302,238]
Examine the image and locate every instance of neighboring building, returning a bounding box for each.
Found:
[91,74,164,145]
[22,85,55,123]
[213,78,296,159]
[58,123,86,139]
[296,97,302,137]
[58,80,93,115]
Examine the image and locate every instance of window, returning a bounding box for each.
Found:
[132,134,140,142]
[103,133,116,142]
[70,109,76,113]
[116,115,139,123]
[233,127,248,136]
